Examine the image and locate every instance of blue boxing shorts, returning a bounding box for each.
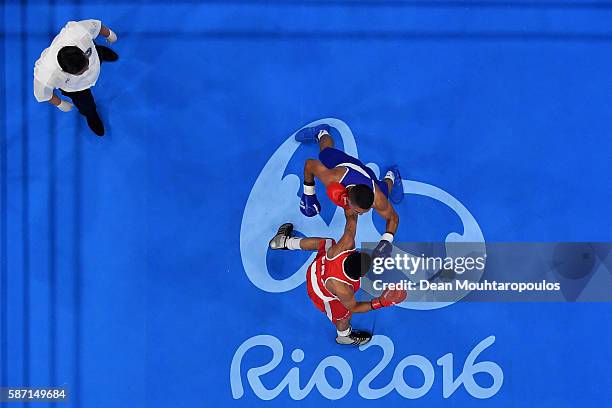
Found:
[318,147,389,197]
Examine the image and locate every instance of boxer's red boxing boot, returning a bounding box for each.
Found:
[269,223,294,250]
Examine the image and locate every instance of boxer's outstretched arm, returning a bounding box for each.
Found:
[327,210,358,258]
[328,281,373,314]
[375,193,399,235]
[298,209,356,252]
[329,279,406,313]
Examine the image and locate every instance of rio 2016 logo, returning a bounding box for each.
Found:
[234,119,500,401]
[231,334,503,400]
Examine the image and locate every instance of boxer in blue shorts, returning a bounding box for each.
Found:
[295,124,404,259]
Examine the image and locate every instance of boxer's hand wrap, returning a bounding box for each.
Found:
[300,182,321,217]
[326,182,350,209]
[373,233,394,259]
[371,288,407,310]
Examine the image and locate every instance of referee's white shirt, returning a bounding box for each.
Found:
[33,19,102,102]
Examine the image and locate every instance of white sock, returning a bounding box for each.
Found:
[384,170,395,183]
[286,237,302,250]
[316,129,329,141]
[337,326,351,337]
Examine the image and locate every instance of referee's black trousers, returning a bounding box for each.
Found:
[60,87,98,119]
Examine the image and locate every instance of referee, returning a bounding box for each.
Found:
[33,20,118,136]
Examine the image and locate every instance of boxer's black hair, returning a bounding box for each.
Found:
[349,184,375,209]
[345,251,372,280]
[57,46,88,74]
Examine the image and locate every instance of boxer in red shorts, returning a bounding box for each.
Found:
[269,209,407,346]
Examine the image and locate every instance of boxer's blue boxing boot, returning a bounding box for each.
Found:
[294,124,330,143]
[384,166,404,204]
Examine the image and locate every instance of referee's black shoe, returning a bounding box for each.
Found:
[95,45,119,62]
[86,113,105,136]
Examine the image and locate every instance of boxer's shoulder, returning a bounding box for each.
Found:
[324,276,354,296]
[327,167,347,183]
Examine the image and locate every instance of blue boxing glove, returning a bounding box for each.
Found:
[300,183,321,217]
[373,233,394,259]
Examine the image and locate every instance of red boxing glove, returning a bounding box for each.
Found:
[326,182,350,209]
[371,289,407,310]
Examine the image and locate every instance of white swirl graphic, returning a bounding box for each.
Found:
[240,118,485,309]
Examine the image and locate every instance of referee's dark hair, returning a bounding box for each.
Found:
[57,46,88,74]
